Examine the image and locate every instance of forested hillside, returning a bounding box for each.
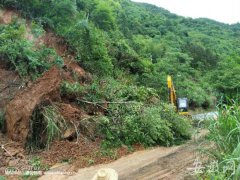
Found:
[1,0,240,107]
[1,1,240,177]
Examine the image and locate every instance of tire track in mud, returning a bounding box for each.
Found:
[123,141,200,180]
[40,130,207,180]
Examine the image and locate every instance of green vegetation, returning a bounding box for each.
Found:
[203,102,240,179]
[21,157,49,178]
[28,105,66,150]
[1,0,240,150]
[100,103,191,147]
[42,105,66,149]
[61,78,191,147]
[28,157,49,171]
[1,0,240,107]
[0,20,63,79]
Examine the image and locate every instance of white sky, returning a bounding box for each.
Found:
[131,0,240,24]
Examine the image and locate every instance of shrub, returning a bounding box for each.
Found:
[100,102,192,148]
[66,21,113,76]
[61,81,86,96]
[42,105,66,149]
[203,102,240,179]
[92,1,116,31]
[0,21,63,79]
[159,103,192,142]
[60,78,191,148]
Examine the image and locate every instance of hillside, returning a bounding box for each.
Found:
[0,0,240,178]
[1,0,240,105]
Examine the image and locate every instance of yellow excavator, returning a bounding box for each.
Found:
[167,75,189,116]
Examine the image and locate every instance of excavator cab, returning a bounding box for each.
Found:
[177,98,189,115]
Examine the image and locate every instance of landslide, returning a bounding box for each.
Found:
[6,66,62,144]
[0,9,94,149]
[0,8,113,172]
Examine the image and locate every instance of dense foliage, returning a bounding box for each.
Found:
[1,0,240,149]
[61,77,191,147]
[1,0,240,106]
[0,20,63,79]
[100,103,191,147]
[204,102,240,179]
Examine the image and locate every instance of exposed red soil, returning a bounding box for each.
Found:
[58,103,90,139]
[0,9,16,24]
[6,67,62,145]
[42,31,87,80]
[42,31,67,56]
[0,133,28,175]
[0,9,140,178]
[38,139,144,171]
[58,103,86,122]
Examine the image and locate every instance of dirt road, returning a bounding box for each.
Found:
[40,130,207,180]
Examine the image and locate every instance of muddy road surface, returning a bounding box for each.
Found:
[40,130,208,180]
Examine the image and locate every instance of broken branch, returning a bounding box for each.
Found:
[77,98,137,105]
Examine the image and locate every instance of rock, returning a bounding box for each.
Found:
[59,103,84,122]
[17,153,25,159]
[63,127,76,139]
[0,157,6,167]
[8,159,19,167]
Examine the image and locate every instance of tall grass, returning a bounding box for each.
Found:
[28,104,66,150]
[42,105,66,149]
[205,102,240,179]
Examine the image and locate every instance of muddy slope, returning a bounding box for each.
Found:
[5,67,62,145]
[0,67,21,112]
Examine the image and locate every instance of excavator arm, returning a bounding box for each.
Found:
[167,75,177,107]
[167,75,189,115]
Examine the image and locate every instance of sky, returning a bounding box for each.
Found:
[131,0,239,24]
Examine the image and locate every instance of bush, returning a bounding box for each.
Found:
[61,77,159,103]
[100,102,192,148]
[92,1,116,31]
[43,105,66,149]
[0,21,63,79]
[159,103,192,142]
[66,21,113,76]
[61,78,192,148]
[61,81,86,96]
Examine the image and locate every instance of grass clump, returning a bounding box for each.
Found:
[42,105,66,149]
[203,101,240,179]
[28,104,66,150]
